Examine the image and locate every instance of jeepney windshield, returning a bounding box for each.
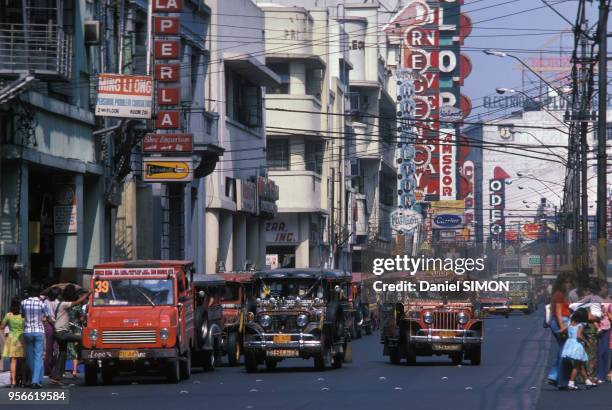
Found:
[258,279,323,300]
[407,290,472,301]
[92,278,175,306]
[480,291,507,299]
[223,283,241,302]
[508,281,529,292]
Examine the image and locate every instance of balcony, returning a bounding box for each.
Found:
[269,170,323,213]
[0,23,72,81]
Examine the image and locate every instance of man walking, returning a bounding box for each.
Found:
[21,286,50,389]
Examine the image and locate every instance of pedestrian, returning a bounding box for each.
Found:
[561,308,596,390]
[66,303,84,379]
[547,272,573,386]
[41,287,60,377]
[1,297,25,387]
[576,279,605,383]
[50,285,89,385]
[20,285,50,389]
[587,279,610,384]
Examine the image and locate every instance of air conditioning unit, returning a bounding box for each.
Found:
[84,20,101,45]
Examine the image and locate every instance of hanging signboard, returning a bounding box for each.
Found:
[143,133,193,153]
[95,74,153,119]
[53,176,77,234]
[390,209,422,233]
[143,158,193,182]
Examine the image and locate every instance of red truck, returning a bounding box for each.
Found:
[81,260,225,384]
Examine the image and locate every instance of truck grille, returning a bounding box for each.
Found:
[433,311,459,330]
[102,330,157,344]
[272,315,297,332]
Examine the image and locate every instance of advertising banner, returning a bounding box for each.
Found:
[95,74,153,119]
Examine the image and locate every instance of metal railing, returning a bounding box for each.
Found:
[0,23,72,80]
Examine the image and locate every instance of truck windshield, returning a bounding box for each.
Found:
[223,283,240,301]
[92,278,174,306]
[258,279,323,300]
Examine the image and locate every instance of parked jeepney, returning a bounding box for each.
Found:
[243,269,352,372]
[381,271,483,366]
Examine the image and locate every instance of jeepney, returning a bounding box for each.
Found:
[81,260,224,385]
[243,269,352,372]
[192,274,226,370]
[494,272,537,314]
[381,271,483,366]
[220,272,255,366]
[479,291,511,318]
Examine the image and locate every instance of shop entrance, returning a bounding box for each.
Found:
[266,245,296,269]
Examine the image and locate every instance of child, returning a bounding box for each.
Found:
[0,297,25,388]
[562,308,596,389]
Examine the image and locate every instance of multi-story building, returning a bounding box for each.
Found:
[0,0,105,310]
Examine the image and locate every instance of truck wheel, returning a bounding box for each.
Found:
[245,351,258,373]
[405,344,417,365]
[101,365,113,385]
[389,346,401,365]
[265,359,277,371]
[84,363,98,386]
[167,359,180,383]
[180,349,192,380]
[203,350,215,371]
[451,352,463,365]
[470,346,481,366]
[227,332,240,367]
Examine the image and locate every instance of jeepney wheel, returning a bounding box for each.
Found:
[167,359,180,383]
[227,331,241,367]
[470,346,481,366]
[84,363,98,386]
[451,352,463,365]
[405,344,417,365]
[180,349,192,380]
[101,365,114,385]
[265,359,277,371]
[203,350,215,371]
[389,346,401,365]
[245,351,258,373]
[314,341,331,371]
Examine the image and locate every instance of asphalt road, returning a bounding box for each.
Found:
[21,312,553,410]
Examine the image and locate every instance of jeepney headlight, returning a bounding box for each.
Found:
[259,314,272,328]
[423,311,433,324]
[457,312,469,325]
[88,329,98,342]
[296,314,309,328]
[160,328,170,340]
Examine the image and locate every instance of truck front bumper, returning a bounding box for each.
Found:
[81,348,178,363]
[410,329,482,346]
[245,333,322,355]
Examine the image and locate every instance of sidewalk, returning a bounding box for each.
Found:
[536,337,612,410]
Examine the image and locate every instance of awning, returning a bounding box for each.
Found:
[224,55,280,87]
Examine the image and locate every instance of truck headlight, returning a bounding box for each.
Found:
[88,328,98,342]
[423,311,433,324]
[457,312,469,325]
[296,314,309,328]
[259,315,272,328]
[160,328,170,340]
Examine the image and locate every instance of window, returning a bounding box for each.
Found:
[226,70,262,128]
[593,123,612,141]
[267,139,289,170]
[267,63,290,94]
[225,177,236,200]
[305,140,324,174]
[306,68,323,98]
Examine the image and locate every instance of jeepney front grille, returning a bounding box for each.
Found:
[433,311,458,330]
[102,330,157,344]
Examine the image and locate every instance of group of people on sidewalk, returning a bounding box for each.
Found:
[546,273,612,390]
[0,283,89,388]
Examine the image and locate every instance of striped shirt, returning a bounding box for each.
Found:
[20,297,49,334]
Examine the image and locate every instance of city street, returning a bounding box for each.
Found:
[42,313,550,410]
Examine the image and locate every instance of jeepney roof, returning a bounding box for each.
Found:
[94,260,193,269]
[221,272,255,283]
[254,269,349,280]
[193,273,226,287]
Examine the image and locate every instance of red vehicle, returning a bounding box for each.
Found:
[220,272,254,366]
[479,291,511,318]
[81,260,225,384]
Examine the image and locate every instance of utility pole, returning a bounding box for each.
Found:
[579,16,590,282]
[596,0,609,279]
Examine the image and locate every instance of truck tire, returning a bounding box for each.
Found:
[451,352,463,365]
[470,346,481,366]
[265,359,277,371]
[167,359,180,383]
[180,349,192,380]
[202,350,215,371]
[84,363,98,386]
[245,351,258,373]
[405,344,417,365]
[227,331,241,366]
[389,346,401,365]
[101,365,113,385]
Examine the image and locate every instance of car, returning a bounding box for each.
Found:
[479,291,511,318]
[242,269,352,372]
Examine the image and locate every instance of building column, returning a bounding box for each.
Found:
[205,209,220,274]
[84,175,105,269]
[196,179,206,274]
[220,211,233,272]
[295,213,310,268]
[18,163,29,281]
[289,61,306,94]
[259,219,267,270]
[246,216,259,269]
[233,214,246,271]
[183,184,192,261]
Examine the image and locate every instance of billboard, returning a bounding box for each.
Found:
[95,74,153,119]
[142,158,193,182]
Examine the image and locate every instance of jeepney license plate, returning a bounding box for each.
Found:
[432,344,461,351]
[489,307,496,312]
[273,334,291,344]
[439,331,455,338]
[118,350,139,360]
[267,349,299,357]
